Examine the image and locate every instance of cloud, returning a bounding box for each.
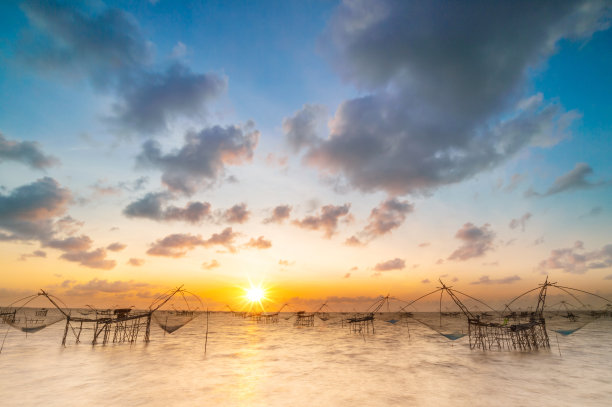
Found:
[529,163,608,197]
[373,258,405,271]
[18,1,150,89]
[66,278,150,296]
[344,235,364,246]
[283,1,607,195]
[171,41,187,58]
[418,242,430,248]
[60,248,116,270]
[18,2,226,136]
[127,258,145,267]
[347,198,413,244]
[45,235,92,252]
[243,236,272,250]
[471,275,521,285]
[19,250,47,261]
[0,177,72,241]
[123,192,212,223]
[421,279,430,284]
[448,223,495,261]
[0,132,59,169]
[344,273,351,278]
[202,259,219,270]
[222,203,250,224]
[292,203,351,238]
[147,227,238,257]
[509,212,532,231]
[107,242,126,252]
[538,241,612,274]
[580,206,603,219]
[137,123,259,195]
[110,63,227,134]
[279,259,294,267]
[263,205,292,224]
[283,104,327,152]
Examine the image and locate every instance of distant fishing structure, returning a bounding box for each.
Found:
[343,295,392,334]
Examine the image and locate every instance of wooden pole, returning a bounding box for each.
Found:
[204,308,209,355]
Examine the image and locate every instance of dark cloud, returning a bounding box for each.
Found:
[471,275,521,285]
[18,2,226,136]
[107,242,126,252]
[0,177,72,241]
[147,227,238,257]
[283,104,327,152]
[222,203,250,224]
[263,205,292,224]
[127,258,144,267]
[528,163,608,197]
[284,1,607,195]
[137,124,259,195]
[347,198,413,244]
[373,258,405,271]
[292,203,351,238]
[60,248,116,270]
[18,0,150,89]
[448,223,495,261]
[509,212,532,231]
[110,63,227,134]
[202,259,219,270]
[0,132,59,169]
[243,236,272,250]
[123,192,211,223]
[538,241,612,274]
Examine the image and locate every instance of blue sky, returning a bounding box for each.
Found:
[0,0,611,307]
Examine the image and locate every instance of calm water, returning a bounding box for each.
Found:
[1,313,611,406]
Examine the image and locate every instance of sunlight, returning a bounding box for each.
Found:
[246,286,264,303]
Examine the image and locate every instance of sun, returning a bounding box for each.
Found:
[246,286,265,303]
[240,280,270,312]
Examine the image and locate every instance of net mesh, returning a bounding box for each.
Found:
[150,288,204,334]
[1,294,65,333]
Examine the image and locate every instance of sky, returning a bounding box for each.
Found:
[1,0,611,310]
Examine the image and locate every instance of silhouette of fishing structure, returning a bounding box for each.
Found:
[0,286,205,346]
[226,305,247,318]
[285,302,331,327]
[401,278,612,351]
[343,295,391,334]
[401,279,549,350]
[253,304,288,324]
[505,279,612,338]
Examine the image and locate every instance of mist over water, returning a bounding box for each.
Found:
[1,314,611,407]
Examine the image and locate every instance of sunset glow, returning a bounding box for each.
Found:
[0,0,611,312]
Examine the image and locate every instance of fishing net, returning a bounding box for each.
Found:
[1,293,65,333]
[401,285,499,341]
[151,288,204,334]
[505,283,611,336]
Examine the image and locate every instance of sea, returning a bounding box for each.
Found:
[1,313,611,407]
